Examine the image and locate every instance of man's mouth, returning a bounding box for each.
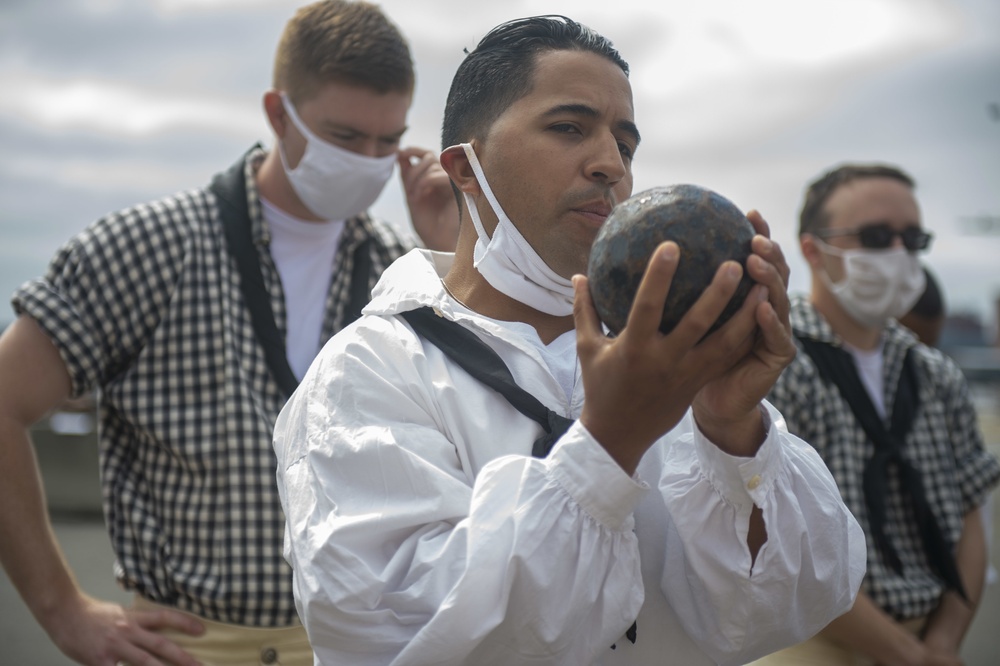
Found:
[571,200,613,224]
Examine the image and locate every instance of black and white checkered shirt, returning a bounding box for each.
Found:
[769,296,1000,620]
[12,146,410,626]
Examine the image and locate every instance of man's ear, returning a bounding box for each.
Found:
[262,90,288,138]
[439,144,481,195]
[800,234,823,269]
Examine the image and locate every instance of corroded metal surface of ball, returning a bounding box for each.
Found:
[587,184,756,336]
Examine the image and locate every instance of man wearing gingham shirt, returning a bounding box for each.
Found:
[0,2,457,664]
[752,163,1000,666]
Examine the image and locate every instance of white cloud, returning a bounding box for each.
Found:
[385,0,966,154]
[152,0,292,12]
[0,75,265,138]
[1,153,210,193]
[625,0,965,151]
[0,0,995,324]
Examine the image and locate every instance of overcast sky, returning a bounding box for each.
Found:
[2,0,998,333]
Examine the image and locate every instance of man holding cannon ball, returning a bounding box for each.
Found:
[273,15,865,665]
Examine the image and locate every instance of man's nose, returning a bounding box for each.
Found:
[586,133,627,184]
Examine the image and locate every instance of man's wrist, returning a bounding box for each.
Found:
[922,611,966,656]
[692,403,768,457]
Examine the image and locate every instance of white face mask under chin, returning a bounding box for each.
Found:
[278,94,396,221]
[460,143,575,316]
[815,238,926,329]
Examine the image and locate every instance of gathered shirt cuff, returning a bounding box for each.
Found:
[691,403,780,508]
[546,420,648,531]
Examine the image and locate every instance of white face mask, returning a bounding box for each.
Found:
[814,238,926,328]
[460,143,575,316]
[278,94,396,221]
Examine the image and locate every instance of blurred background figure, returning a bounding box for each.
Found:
[899,265,946,348]
[902,263,999,593]
[755,163,1000,666]
[0,2,457,665]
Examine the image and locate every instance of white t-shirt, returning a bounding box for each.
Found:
[845,339,886,418]
[261,197,345,379]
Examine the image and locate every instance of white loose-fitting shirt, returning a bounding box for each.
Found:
[273,249,866,666]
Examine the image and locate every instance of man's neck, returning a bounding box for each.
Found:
[256,149,322,222]
[809,288,883,351]
[443,237,574,345]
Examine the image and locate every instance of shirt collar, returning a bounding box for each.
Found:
[789,294,919,350]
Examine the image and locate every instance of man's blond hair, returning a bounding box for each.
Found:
[273,0,414,104]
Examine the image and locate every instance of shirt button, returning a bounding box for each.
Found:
[261,647,278,664]
[747,474,762,490]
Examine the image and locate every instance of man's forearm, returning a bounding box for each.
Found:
[922,507,987,654]
[820,590,926,664]
[0,422,83,632]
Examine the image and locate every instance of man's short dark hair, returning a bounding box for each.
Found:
[440,15,629,152]
[798,163,916,237]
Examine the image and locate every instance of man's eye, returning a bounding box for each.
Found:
[618,142,634,160]
[550,123,579,134]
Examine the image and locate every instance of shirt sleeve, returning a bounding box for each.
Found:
[11,204,187,397]
[936,355,1000,511]
[650,403,866,664]
[274,321,647,665]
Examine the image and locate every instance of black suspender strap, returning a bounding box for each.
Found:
[346,237,373,326]
[211,154,299,399]
[400,306,638,644]
[796,335,967,601]
[400,306,572,457]
[210,151,376,400]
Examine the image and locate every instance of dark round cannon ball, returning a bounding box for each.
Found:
[587,184,756,336]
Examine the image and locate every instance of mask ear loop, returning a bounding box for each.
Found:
[276,94,308,176]
[280,93,316,143]
[459,144,494,246]
[459,142,557,266]
[461,144,510,222]
[809,235,852,292]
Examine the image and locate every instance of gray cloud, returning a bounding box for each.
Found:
[1,0,998,331]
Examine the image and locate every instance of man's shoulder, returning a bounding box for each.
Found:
[906,339,968,391]
[784,296,830,369]
[65,186,216,269]
[360,214,410,252]
[78,148,264,252]
[769,297,826,399]
[116,186,214,225]
[101,145,259,231]
[309,309,424,390]
[787,295,832,340]
[772,344,822,398]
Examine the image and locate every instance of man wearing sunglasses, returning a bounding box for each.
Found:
[755,164,1000,665]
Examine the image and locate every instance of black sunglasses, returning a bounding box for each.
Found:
[814,223,933,252]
